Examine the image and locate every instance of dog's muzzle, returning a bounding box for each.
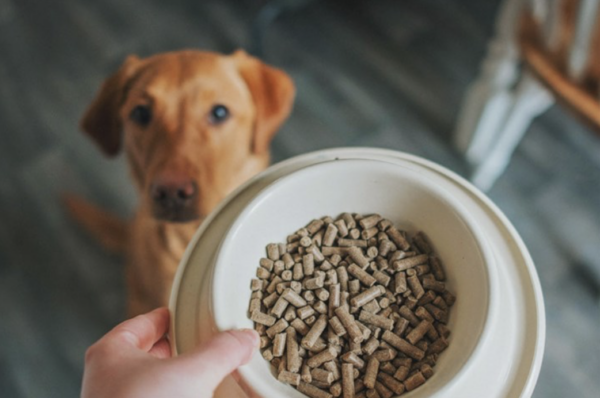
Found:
[150,180,200,222]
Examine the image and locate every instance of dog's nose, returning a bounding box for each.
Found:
[150,176,197,214]
[151,181,196,203]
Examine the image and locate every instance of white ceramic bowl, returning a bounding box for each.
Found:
[212,158,498,397]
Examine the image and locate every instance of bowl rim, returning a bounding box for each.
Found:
[211,157,500,397]
[168,146,544,397]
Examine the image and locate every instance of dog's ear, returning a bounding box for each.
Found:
[80,55,141,157]
[232,50,295,154]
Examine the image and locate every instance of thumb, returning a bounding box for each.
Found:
[172,329,260,391]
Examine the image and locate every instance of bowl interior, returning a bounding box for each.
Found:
[212,158,493,397]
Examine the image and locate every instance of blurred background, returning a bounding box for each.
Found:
[1,0,599,396]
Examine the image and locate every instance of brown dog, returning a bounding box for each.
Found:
[68,50,295,316]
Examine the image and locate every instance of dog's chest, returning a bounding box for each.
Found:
[130,216,200,276]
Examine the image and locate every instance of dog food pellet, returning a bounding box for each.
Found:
[298,381,334,398]
[364,390,379,398]
[341,363,355,398]
[371,348,396,362]
[329,315,347,337]
[282,270,293,281]
[312,368,335,385]
[347,264,377,288]
[341,351,365,370]
[335,219,349,237]
[266,318,289,339]
[330,381,342,397]
[315,288,329,301]
[249,214,455,397]
[303,254,316,276]
[267,243,280,260]
[251,309,276,326]
[406,269,425,299]
[398,305,420,327]
[393,364,410,381]
[377,372,405,395]
[271,296,290,318]
[279,369,301,385]
[404,371,427,391]
[429,256,446,281]
[421,363,435,379]
[302,315,329,348]
[305,277,324,290]
[362,299,380,314]
[386,227,410,251]
[324,360,340,379]
[334,306,364,344]
[272,332,287,357]
[381,330,425,361]
[350,285,385,308]
[302,363,313,382]
[323,224,339,247]
[373,382,392,398]
[307,245,326,263]
[307,346,339,368]
[305,315,317,326]
[362,336,380,356]
[338,238,367,248]
[378,361,395,375]
[358,310,394,331]
[363,357,379,389]
[392,254,429,272]
[406,320,432,345]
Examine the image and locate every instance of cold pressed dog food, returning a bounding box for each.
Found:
[249,213,455,398]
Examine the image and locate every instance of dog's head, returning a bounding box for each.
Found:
[81,50,295,222]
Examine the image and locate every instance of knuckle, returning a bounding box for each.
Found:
[223,331,246,350]
[84,341,108,364]
[113,328,141,347]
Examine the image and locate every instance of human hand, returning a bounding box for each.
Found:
[81,307,259,398]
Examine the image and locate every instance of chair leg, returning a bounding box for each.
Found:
[454,67,519,166]
[454,0,527,165]
[470,72,554,190]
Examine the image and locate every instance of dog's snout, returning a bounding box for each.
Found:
[150,175,199,222]
[151,181,196,203]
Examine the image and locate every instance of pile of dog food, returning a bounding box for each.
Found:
[248,213,455,398]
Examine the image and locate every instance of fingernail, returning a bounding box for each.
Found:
[238,328,260,349]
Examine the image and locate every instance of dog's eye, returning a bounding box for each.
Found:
[130,105,152,126]
[209,104,229,124]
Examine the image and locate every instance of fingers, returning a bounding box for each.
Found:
[101,307,170,353]
[149,338,172,359]
[173,329,259,391]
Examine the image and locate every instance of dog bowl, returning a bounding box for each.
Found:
[211,158,498,397]
[169,148,544,398]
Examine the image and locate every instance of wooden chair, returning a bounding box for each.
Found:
[454,0,600,190]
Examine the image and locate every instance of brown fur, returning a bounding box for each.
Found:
[68,50,295,316]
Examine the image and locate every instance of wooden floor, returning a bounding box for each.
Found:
[1,0,599,396]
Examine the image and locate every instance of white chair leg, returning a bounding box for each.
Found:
[470,72,554,190]
[455,67,518,166]
[454,0,525,165]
